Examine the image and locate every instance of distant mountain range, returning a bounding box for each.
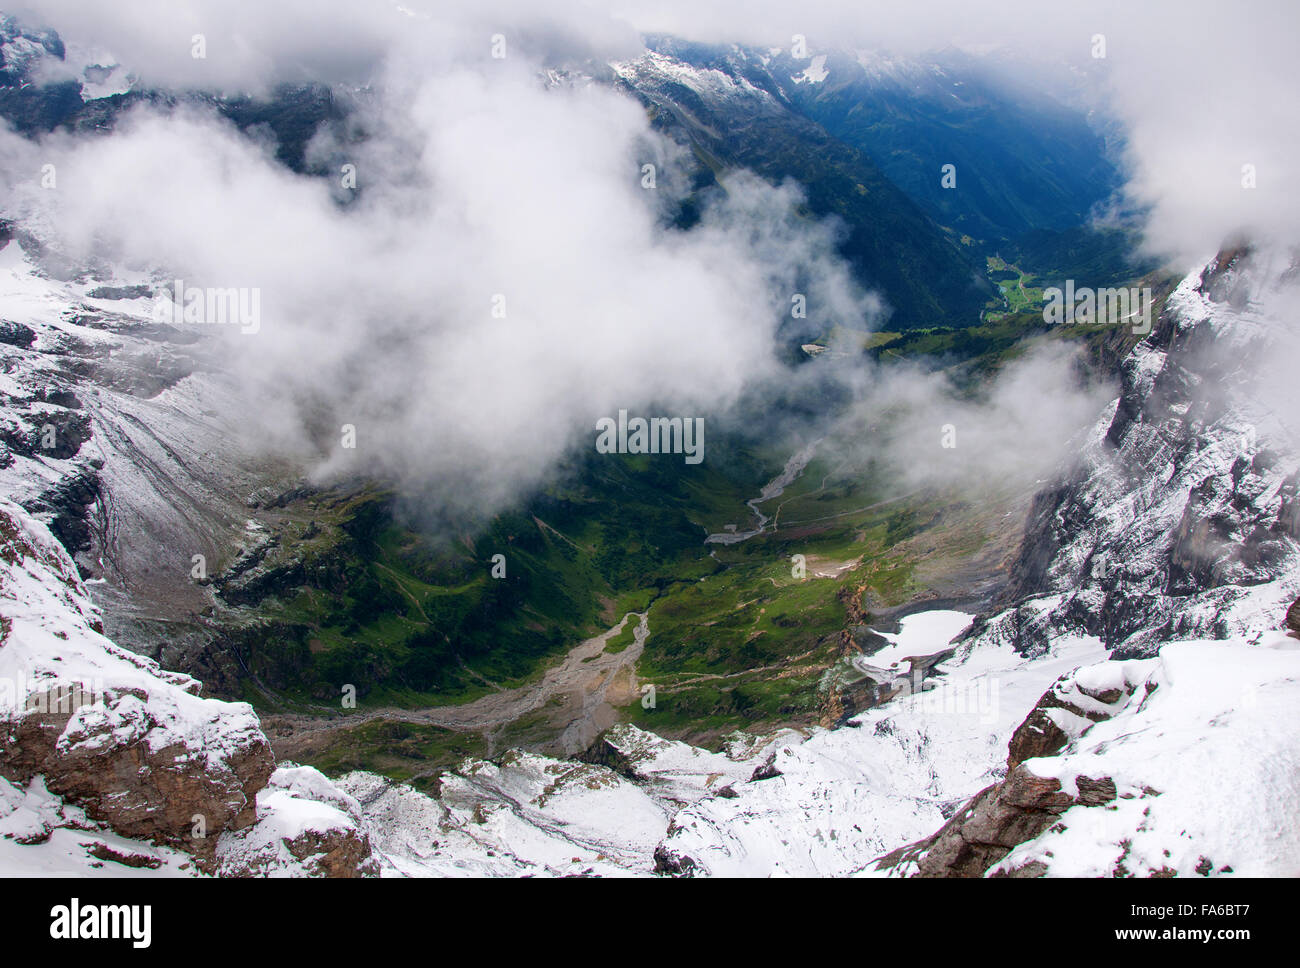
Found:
[0,17,1131,329]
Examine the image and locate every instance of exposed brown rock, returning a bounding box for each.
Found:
[0,694,275,866]
[1006,674,1132,769]
[1006,705,1072,768]
[749,752,783,781]
[872,665,1130,878]
[288,827,376,878]
[84,842,164,869]
[874,764,1116,878]
[653,841,699,877]
[217,822,378,878]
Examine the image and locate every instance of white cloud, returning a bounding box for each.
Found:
[4,0,1296,518]
[0,47,877,517]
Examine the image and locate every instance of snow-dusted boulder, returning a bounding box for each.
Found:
[214,765,379,877]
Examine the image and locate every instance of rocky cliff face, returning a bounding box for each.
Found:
[856,249,1300,878]
[0,227,318,693]
[863,246,1300,876]
[0,497,376,876]
[961,248,1300,658]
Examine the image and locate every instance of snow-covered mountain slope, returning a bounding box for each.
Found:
[646,629,1106,876]
[320,621,1103,877]
[336,726,803,877]
[0,763,379,877]
[989,635,1300,878]
[873,631,1300,878]
[329,608,1298,878]
[1,773,198,877]
[0,496,375,876]
[213,764,379,877]
[961,248,1300,658]
[0,234,299,660]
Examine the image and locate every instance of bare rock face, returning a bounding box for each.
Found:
[653,841,699,877]
[1287,597,1300,637]
[274,826,374,878]
[1,699,274,861]
[1005,675,1131,769]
